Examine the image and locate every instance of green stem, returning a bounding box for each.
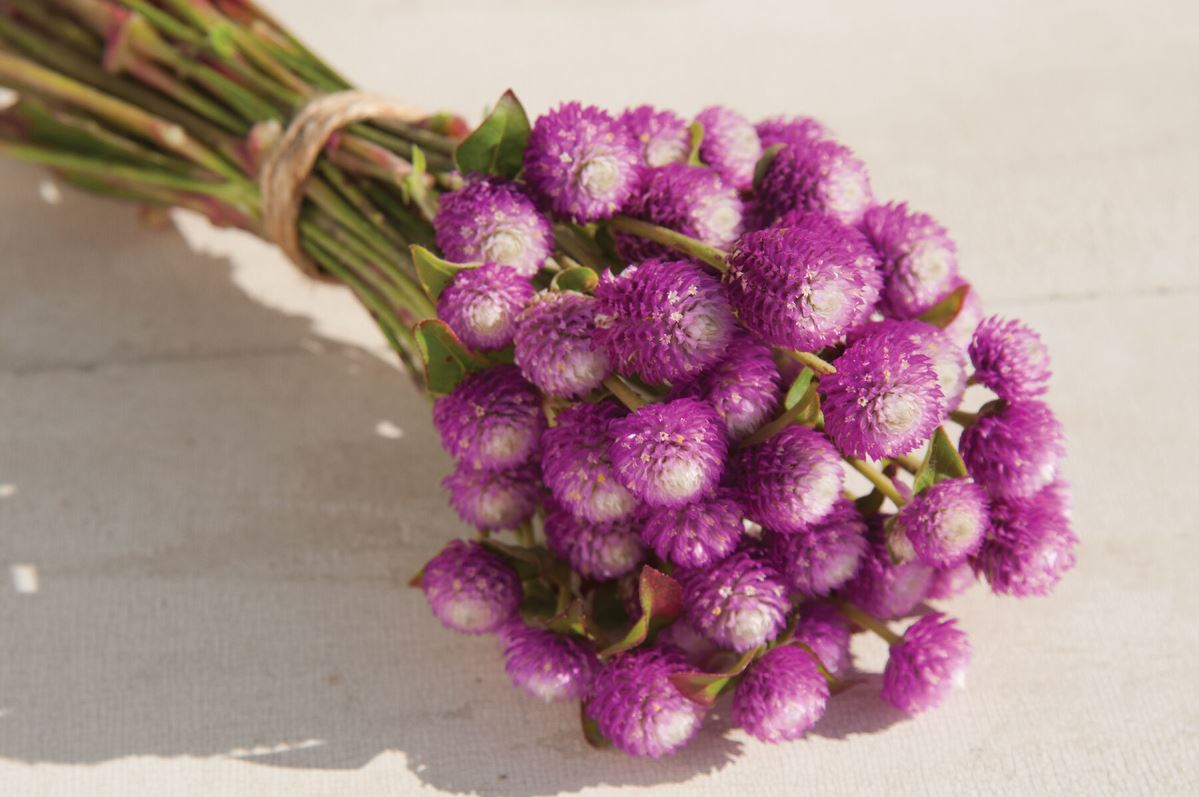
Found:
[739,384,819,448]
[608,215,727,271]
[950,410,978,427]
[845,457,909,507]
[835,601,902,646]
[893,453,922,474]
[603,376,648,411]
[784,348,837,376]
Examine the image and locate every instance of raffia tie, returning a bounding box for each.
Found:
[258,91,425,279]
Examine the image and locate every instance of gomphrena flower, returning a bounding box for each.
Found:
[695,105,762,191]
[513,290,611,398]
[732,645,829,742]
[926,561,977,600]
[684,330,781,440]
[640,489,744,569]
[680,547,790,652]
[861,319,968,413]
[860,202,959,319]
[958,399,1065,500]
[893,478,990,568]
[614,164,744,262]
[432,365,544,471]
[764,498,868,596]
[842,526,935,619]
[541,401,638,523]
[433,177,552,276]
[820,326,944,459]
[543,502,645,581]
[609,398,728,508]
[437,263,534,350]
[724,214,882,351]
[736,425,844,534]
[755,115,829,149]
[942,281,985,349]
[421,540,521,634]
[881,613,971,713]
[524,102,641,222]
[971,481,1077,597]
[587,647,705,758]
[594,259,736,384]
[654,617,720,666]
[793,602,854,678]
[969,315,1053,399]
[500,621,598,702]
[443,460,540,532]
[618,104,691,167]
[754,137,873,227]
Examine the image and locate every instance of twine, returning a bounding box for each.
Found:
[258,91,426,279]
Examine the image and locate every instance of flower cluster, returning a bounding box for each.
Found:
[415,99,1075,758]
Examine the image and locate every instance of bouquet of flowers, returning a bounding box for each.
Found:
[0,0,1076,759]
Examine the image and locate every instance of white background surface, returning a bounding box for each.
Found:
[2,1,1198,794]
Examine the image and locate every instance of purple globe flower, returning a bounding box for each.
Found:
[862,319,969,412]
[860,202,959,319]
[641,489,744,569]
[654,617,720,666]
[513,291,611,398]
[443,460,540,532]
[437,263,534,351]
[969,315,1052,400]
[524,102,641,222]
[587,647,705,758]
[971,481,1077,597]
[541,401,638,523]
[614,164,744,262]
[842,526,935,619]
[893,478,990,568]
[543,502,645,581]
[959,399,1065,500]
[942,281,985,350]
[732,645,829,742]
[594,259,736,384]
[433,177,552,276]
[724,214,882,350]
[695,105,762,191]
[432,365,544,471]
[609,398,728,508]
[683,330,781,440]
[764,498,868,596]
[680,547,790,651]
[820,326,944,459]
[736,425,844,533]
[500,621,598,702]
[754,137,873,227]
[618,104,690,167]
[927,561,977,600]
[793,602,854,678]
[755,115,830,149]
[882,613,971,713]
[421,540,521,634]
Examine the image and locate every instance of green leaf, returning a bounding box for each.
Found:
[413,319,487,395]
[581,704,612,748]
[912,426,969,494]
[668,645,764,707]
[599,566,683,661]
[208,24,236,59]
[545,598,596,639]
[854,488,885,516]
[752,143,784,192]
[411,245,474,302]
[551,266,599,294]
[918,283,971,329]
[453,89,531,179]
[686,121,705,166]
[783,367,815,410]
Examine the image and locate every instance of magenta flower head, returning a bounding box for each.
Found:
[793,602,853,677]
[926,561,977,600]
[432,365,544,471]
[541,401,638,523]
[732,645,829,742]
[609,398,728,508]
[863,319,969,412]
[860,202,959,318]
[820,326,944,459]
[614,164,744,262]
[736,425,844,533]
[543,502,645,581]
[421,540,521,634]
[640,489,744,569]
[724,214,882,350]
[524,102,640,222]
[972,482,1077,597]
[513,291,611,398]
[893,478,989,568]
[654,617,720,666]
[587,647,705,758]
[959,399,1065,500]
[969,315,1052,400]
[433,177,551,276]
[437,263,534,351]
[692,330,781,440]
[443,460,539,532]
[500,621,598,702]
[942,281,984,349]
[755,115,830,149]
[594,259,736,384]
[842,527,935,619]
[764,498,868,596]
[695,105,762,191]
[680,546,790,651]
[618,104,690,167]
[882,613,971,713]
[754,138,873,227]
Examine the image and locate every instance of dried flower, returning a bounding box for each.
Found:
[541,401,639,523]
[433,177,552,276]
[437,263,534,350]
[695,105,762,190]
[614,164,743,262]
[421,540,521,634]
[882,613,971,713]
[610,398,728,508]
[640,489,744,569]
[543,502,645,581]
[969,315,1052,400]
[432,365,544,470]
[732,646,829,742]
[619,104,690,167]
[681,547,790,651]
[513,291,611,398]
[893,478,990,568]
[860,202,959,319]
[443,460,540,531]
[587,647,705,758]
[736,425,845,533]
[500,621,598,702]
[764,498,868,596]
[959,399,1065,500]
